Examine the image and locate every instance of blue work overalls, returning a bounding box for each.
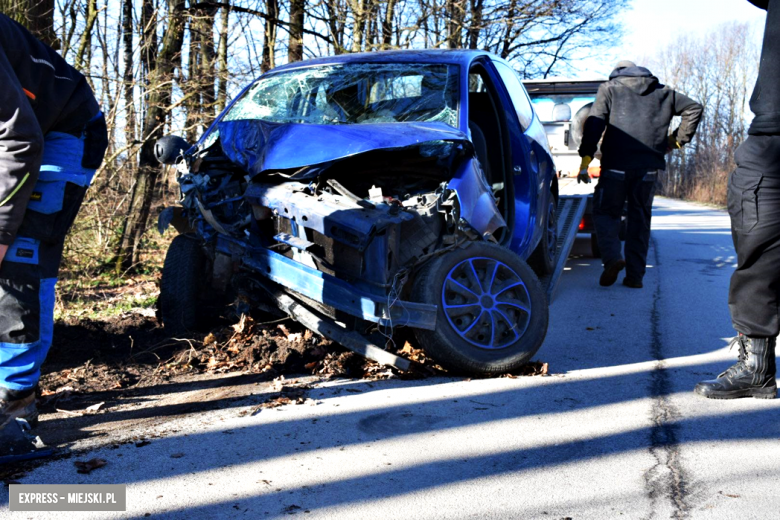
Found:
[0,129,98,391]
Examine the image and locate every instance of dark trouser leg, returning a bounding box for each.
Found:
[593,169,627,265]
[728,135,780,337]
[624,169,657,281]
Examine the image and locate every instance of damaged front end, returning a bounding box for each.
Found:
[157,59,528,371]
[162,119,505,333]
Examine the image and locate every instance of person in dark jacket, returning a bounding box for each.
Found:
[0,14,107,431]
[695,0,779,399]
[578,61,703,288]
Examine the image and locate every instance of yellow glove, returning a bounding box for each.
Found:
[578,156,592,184]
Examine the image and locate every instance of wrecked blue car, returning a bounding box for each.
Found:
[157,50,559,374]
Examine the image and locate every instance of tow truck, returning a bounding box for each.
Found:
[524,77,626,258]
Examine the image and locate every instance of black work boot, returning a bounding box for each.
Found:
[623,277,643,289]
[599,259,626,287]
[0,387,38,429]
[695,335,777,399]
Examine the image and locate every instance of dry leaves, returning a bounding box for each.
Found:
[499,361,550,378]
[251,382,312,414]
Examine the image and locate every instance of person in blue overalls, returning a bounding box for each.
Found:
[0,14,107,432]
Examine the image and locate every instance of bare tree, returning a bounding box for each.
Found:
[650,22,759,205]
[116,0,186,270]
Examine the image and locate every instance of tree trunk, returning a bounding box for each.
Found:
[261,0,278,72]
[122,0,137,173]
[184,9,203,144]
[199,7,217,120]
[467,0,482,49]
[446,0,464,49]
[325,0,345,54]
[116,0,186,272]
[288,0,305,63]
[0,0,57,47]
[215,5,230,112]
[75,0,99,71]
[349,0,367,52]
[381,0,396,50]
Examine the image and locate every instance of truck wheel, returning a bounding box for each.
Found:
[528,196,557,276]
[159,234,207,335]
[590,233,601,258]
[412,242,548,375]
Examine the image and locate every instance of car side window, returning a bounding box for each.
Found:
[492,61,534,130]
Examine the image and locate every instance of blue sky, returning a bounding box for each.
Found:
[575,0,767,77]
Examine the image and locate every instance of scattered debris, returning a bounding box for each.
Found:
[251,381,312,414]
[74,458,107,474]
[499,361,550,378]
[135,440,151,448]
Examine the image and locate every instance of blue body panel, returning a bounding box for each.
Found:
[188,50,556,327]
[219,120,470,176]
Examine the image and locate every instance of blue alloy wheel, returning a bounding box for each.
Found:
[441,257,532,349]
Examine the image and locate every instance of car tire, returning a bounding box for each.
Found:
[528,196,557,276]
[159,234,208,335]
[590,233,601,258]
[412,242,549,375]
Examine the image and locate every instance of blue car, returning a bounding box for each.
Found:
[157,50,559,374]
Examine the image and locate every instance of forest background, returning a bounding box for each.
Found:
[0,0,761,313]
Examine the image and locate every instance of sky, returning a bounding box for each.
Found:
[575,0,767,77]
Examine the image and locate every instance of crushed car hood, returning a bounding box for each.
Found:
[216,120,470,177]
[212,119,506,238]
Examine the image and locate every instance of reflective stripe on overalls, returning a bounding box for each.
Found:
[0,131,96,391]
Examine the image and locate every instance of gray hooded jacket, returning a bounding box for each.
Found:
[579,66,703,170]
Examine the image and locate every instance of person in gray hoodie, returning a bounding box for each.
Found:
[578,61,702,288]
[0,14,106,433]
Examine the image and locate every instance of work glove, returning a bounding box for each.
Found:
[577,155,592,184]
[667,134,682,153]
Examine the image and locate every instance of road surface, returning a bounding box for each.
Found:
[2,197,779,519]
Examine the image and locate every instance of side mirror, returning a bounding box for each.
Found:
[154,135,192,165]
[552,103,572,122]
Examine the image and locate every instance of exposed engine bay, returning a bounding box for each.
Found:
[168,136,494,297]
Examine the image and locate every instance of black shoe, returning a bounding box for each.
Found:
[695,335,777,399]
[622,277,643,289]
[599,259,626,287]
[0,387,38,429]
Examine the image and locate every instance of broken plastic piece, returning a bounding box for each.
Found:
[368,185,384,204]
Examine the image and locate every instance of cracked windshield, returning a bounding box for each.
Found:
[223,63,459,127]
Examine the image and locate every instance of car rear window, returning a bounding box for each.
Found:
[529,95,596,123]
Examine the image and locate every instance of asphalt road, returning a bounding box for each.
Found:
[3,197,780,519]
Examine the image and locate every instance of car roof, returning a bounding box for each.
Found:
[269,49,495,74]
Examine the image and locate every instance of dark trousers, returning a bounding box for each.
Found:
[593,168,658,281]
[728,135,780,337]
